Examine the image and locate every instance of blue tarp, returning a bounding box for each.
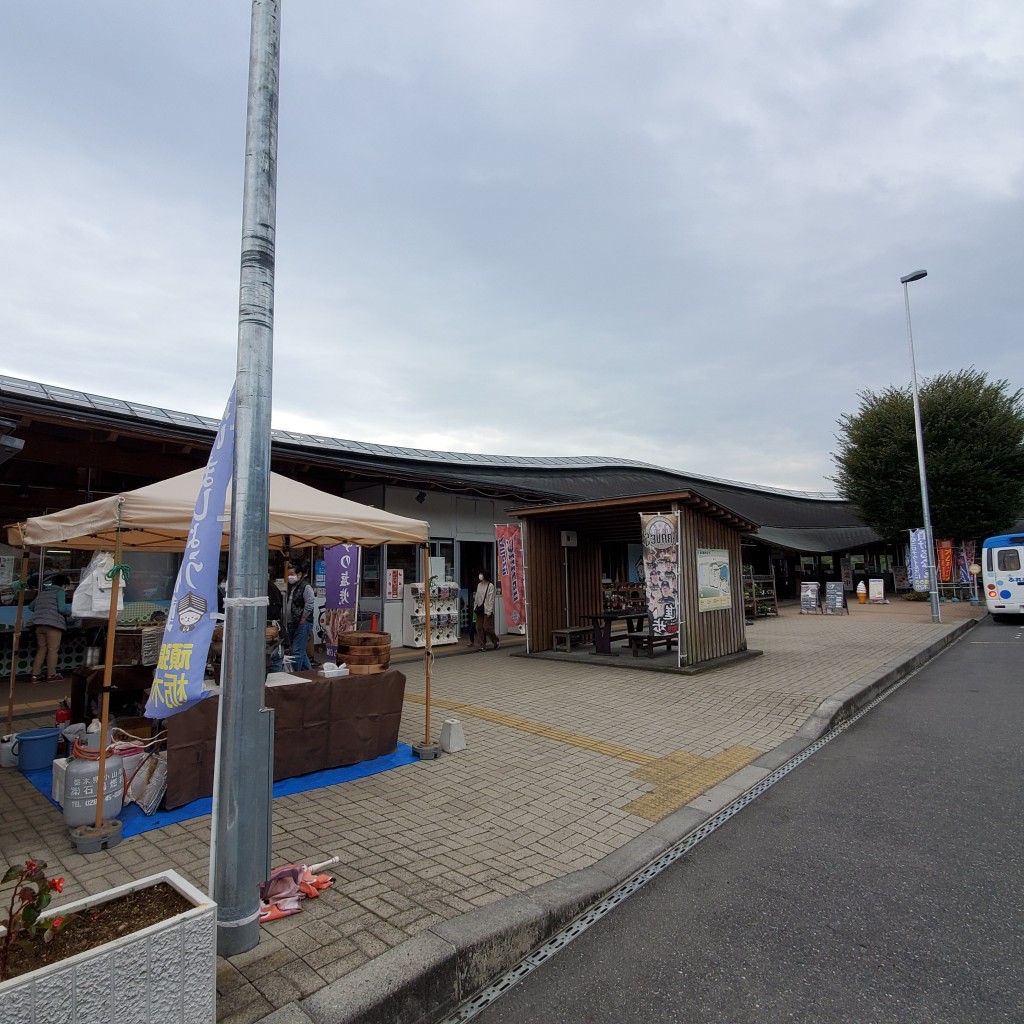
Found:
[24,743,417,838]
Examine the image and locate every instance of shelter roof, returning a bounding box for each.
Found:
[508,490,757,542]
[751,525,883,554]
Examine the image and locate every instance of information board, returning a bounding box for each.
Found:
[824,581,848,614]
[868,578,886,604]
[799,581,821,614]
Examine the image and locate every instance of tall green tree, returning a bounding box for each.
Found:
[831,369,1024,541]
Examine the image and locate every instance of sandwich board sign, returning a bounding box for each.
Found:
[799,581,821,614]
[824,581,848,615]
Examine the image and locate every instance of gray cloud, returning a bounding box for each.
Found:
[2,0,1022,492]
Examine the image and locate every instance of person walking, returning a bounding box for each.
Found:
[29,573,71,682]
[474,570,500,651]
[286,561,316,671]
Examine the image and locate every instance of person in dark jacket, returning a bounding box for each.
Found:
[29,574,71,682]
[286,561,315,671]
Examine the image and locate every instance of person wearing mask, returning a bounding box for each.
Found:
[473,569,499,651]
[29,573,71,682]
[286,561,316,671]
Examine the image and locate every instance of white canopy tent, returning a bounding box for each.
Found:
[5,466,438,860]
[8,467,428,550]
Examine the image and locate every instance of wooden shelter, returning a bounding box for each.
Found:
[509,490,757,667]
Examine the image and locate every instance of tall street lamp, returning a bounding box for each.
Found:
[900,268,941,624]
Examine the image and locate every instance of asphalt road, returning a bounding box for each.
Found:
[463,615,1024,1024]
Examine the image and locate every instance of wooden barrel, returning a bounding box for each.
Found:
[335,631,390,674]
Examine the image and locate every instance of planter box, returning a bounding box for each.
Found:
[0,870,216,1023]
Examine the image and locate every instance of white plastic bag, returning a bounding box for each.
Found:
[71,552,125,619]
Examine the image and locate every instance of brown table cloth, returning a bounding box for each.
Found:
[162,669,406,809]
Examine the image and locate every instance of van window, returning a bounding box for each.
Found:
[997,550,1021,572]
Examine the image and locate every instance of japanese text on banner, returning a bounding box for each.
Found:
[495,525,526,629]
[145,387,236,719]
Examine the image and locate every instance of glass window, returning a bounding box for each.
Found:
[997,549,1021,572]
[361,547,381,599]
[429,539,455,581]
[387,544,420,581]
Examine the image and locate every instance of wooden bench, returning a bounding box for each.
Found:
[551,626,593,653]
[626,631,677,658]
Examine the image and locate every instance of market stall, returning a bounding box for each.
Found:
[161,668,407,808]
[6,468,429,812]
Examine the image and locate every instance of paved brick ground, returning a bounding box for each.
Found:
[0,598,983,1021]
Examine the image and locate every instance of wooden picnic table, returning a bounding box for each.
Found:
[584,611,649,656]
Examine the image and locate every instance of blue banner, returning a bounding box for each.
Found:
[908,528,929,593]
[145,387,236,718]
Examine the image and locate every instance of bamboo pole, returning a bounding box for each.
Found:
[92,564,123,829]
[5,550,30,736]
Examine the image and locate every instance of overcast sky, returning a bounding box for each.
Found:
[2,1,1022,493]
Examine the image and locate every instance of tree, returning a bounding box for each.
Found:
[831,369,1024,541]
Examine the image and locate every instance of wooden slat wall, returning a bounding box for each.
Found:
[521,507,747,663]
[521,521,602,652]
[678,505,747,665]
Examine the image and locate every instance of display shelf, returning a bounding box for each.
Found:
[403,582,459,647]
[742,574,778,617]
[602,583,646,613]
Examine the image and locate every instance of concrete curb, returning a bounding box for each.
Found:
[293,614,981,1024]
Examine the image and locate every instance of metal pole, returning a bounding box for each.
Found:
[422,546,433,746]
[6,551,29,736]
[901,270,941,624]
[213,0,281,956]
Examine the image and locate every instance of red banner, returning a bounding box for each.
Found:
[495,525,526,631]
[936,538,954,583]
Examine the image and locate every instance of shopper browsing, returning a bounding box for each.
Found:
[286,561,316,671]
[29,573,71,682]
[473,570,499,651]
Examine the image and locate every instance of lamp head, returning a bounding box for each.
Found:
[900,269,927,284]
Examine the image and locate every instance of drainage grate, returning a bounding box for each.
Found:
[439,655,940,1023]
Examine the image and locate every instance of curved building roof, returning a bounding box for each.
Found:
[0,373,878,552]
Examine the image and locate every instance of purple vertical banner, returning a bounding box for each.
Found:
[322,543,360,659]
[145,387,236,718]
[908,528,929,592]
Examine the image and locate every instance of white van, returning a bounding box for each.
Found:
[981,534,1024,621]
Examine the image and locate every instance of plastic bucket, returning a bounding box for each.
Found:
[14,727,62,774]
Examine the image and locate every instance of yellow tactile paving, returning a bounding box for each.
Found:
[404,694,762,824]
[625,744,762,820]
[403,692,657,766]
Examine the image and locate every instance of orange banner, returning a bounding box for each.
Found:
[936,538,954,583]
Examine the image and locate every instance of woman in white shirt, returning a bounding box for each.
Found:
[473,570,499,651]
